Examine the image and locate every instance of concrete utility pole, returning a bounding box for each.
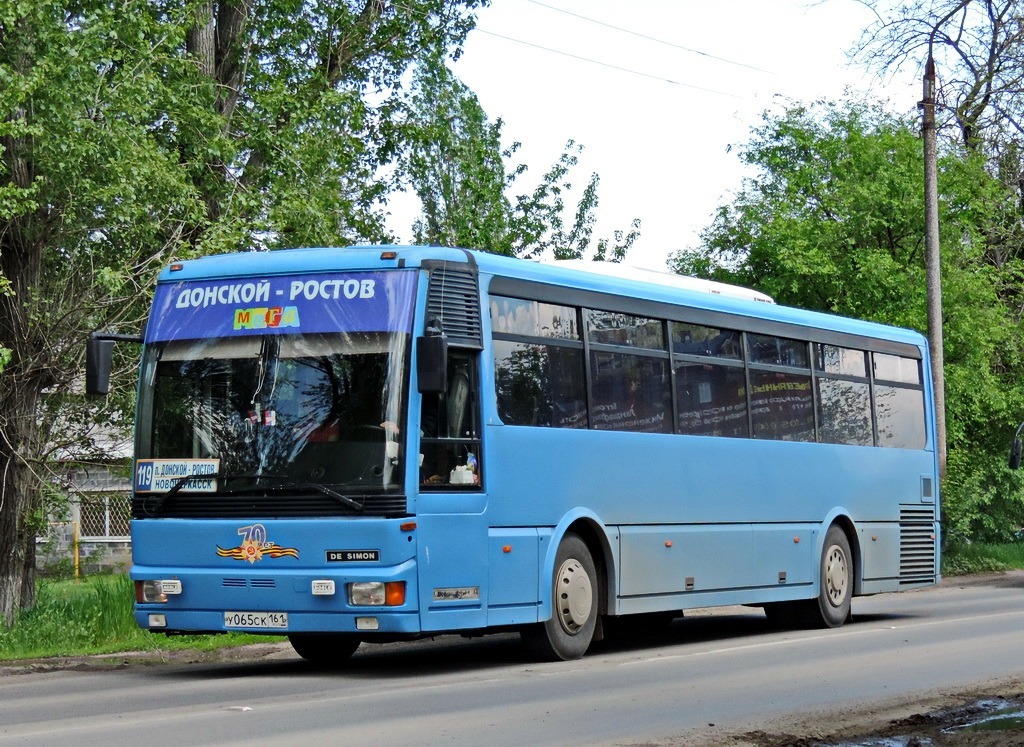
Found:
[921,52,947,477]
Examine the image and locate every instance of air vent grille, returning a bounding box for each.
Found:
[426,267,482,347]
[899,505,937,585]
[222,578,277,589]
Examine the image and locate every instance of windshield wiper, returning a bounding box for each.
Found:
[141,472,364,515]
[142,471,267,515]
[286,482,364,513]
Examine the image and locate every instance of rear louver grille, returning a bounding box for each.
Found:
[426,267,482,347]
[899,505,937,585]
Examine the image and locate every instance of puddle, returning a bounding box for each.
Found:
[828,739,935,746]
[811,696,1024,746]
[942,698,1024,734]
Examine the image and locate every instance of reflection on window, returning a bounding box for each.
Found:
[487,296,930,452]
[675,362,748,437]
[671,323,742,359]
[749,370,814,441]
[875,385,926,449]
[585,310,665,349]
[490,297,579,339]
[494,341,587,428]
[590,351,671,433]
[816,344,867,377]
[874,353,921,385]
[748,334,809,368]
[149,332,405,489]
[817,379,872,446]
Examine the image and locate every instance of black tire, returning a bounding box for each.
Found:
[815,524,853,628]
[288,633,361,666]
[521,533,599,661]
[764,524,853,629]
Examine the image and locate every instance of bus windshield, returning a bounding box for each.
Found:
[141,330,407,494]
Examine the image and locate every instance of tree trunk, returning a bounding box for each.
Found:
[0,382,42,627]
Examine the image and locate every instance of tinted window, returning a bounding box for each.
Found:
[585,310,665,349]
[670,323,742,359]
[816,344,867,377]
[747,334,809,368]
[675,361,748,437]
[817,378,873,446]
[749,370,814,441]
[875,385,926,448]
[490,297,579,340]
[590,351,671,433]
[494,340,587,428]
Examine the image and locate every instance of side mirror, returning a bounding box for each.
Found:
[86,333,115,396]
[86,330,143,396]
[1012,422,1024,469]
[417,325,448,394]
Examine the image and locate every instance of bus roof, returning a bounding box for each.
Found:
[541,259,775,304]
[156,245,926,350]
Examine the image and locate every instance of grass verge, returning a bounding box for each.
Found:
[942,541,1024,576]
[0,574,281,661]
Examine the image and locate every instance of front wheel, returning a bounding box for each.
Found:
[521,533,599,661]
[288,633,361,666]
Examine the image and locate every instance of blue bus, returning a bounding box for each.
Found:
[88,245,940,662]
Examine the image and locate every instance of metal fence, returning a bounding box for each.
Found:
[77,492,131,539]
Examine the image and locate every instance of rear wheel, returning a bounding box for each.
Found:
[816,524,853,628]
[288,634,361,666]
[763,524,853,629]
[521,533,599,661]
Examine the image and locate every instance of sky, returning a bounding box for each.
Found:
[390,0,924,270]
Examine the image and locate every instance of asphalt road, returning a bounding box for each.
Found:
[2,572,1024,746]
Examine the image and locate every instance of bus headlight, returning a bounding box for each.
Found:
[135,579,182,604]
[348,581,405,606]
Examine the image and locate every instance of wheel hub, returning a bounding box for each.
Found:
[555,557,593,635]
[824,544,849,607]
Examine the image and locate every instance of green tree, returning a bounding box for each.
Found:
[0,0,484,626]
[672,99,1024,540]
[856,0,1024,154]
[400,53,640,260]
[855,0,1024,277]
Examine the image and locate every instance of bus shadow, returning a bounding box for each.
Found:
[157,607,921,681]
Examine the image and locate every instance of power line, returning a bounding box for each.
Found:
[524,0,776,75]
[475,28,744,98]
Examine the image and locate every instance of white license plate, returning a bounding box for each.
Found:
[223,611,288,630]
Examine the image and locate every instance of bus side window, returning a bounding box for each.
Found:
[420,353,482,488]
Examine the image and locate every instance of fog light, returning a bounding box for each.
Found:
[348,581,405,606]
[356,617,379,630]
[311,579,336,596]
[148,613,167,628]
